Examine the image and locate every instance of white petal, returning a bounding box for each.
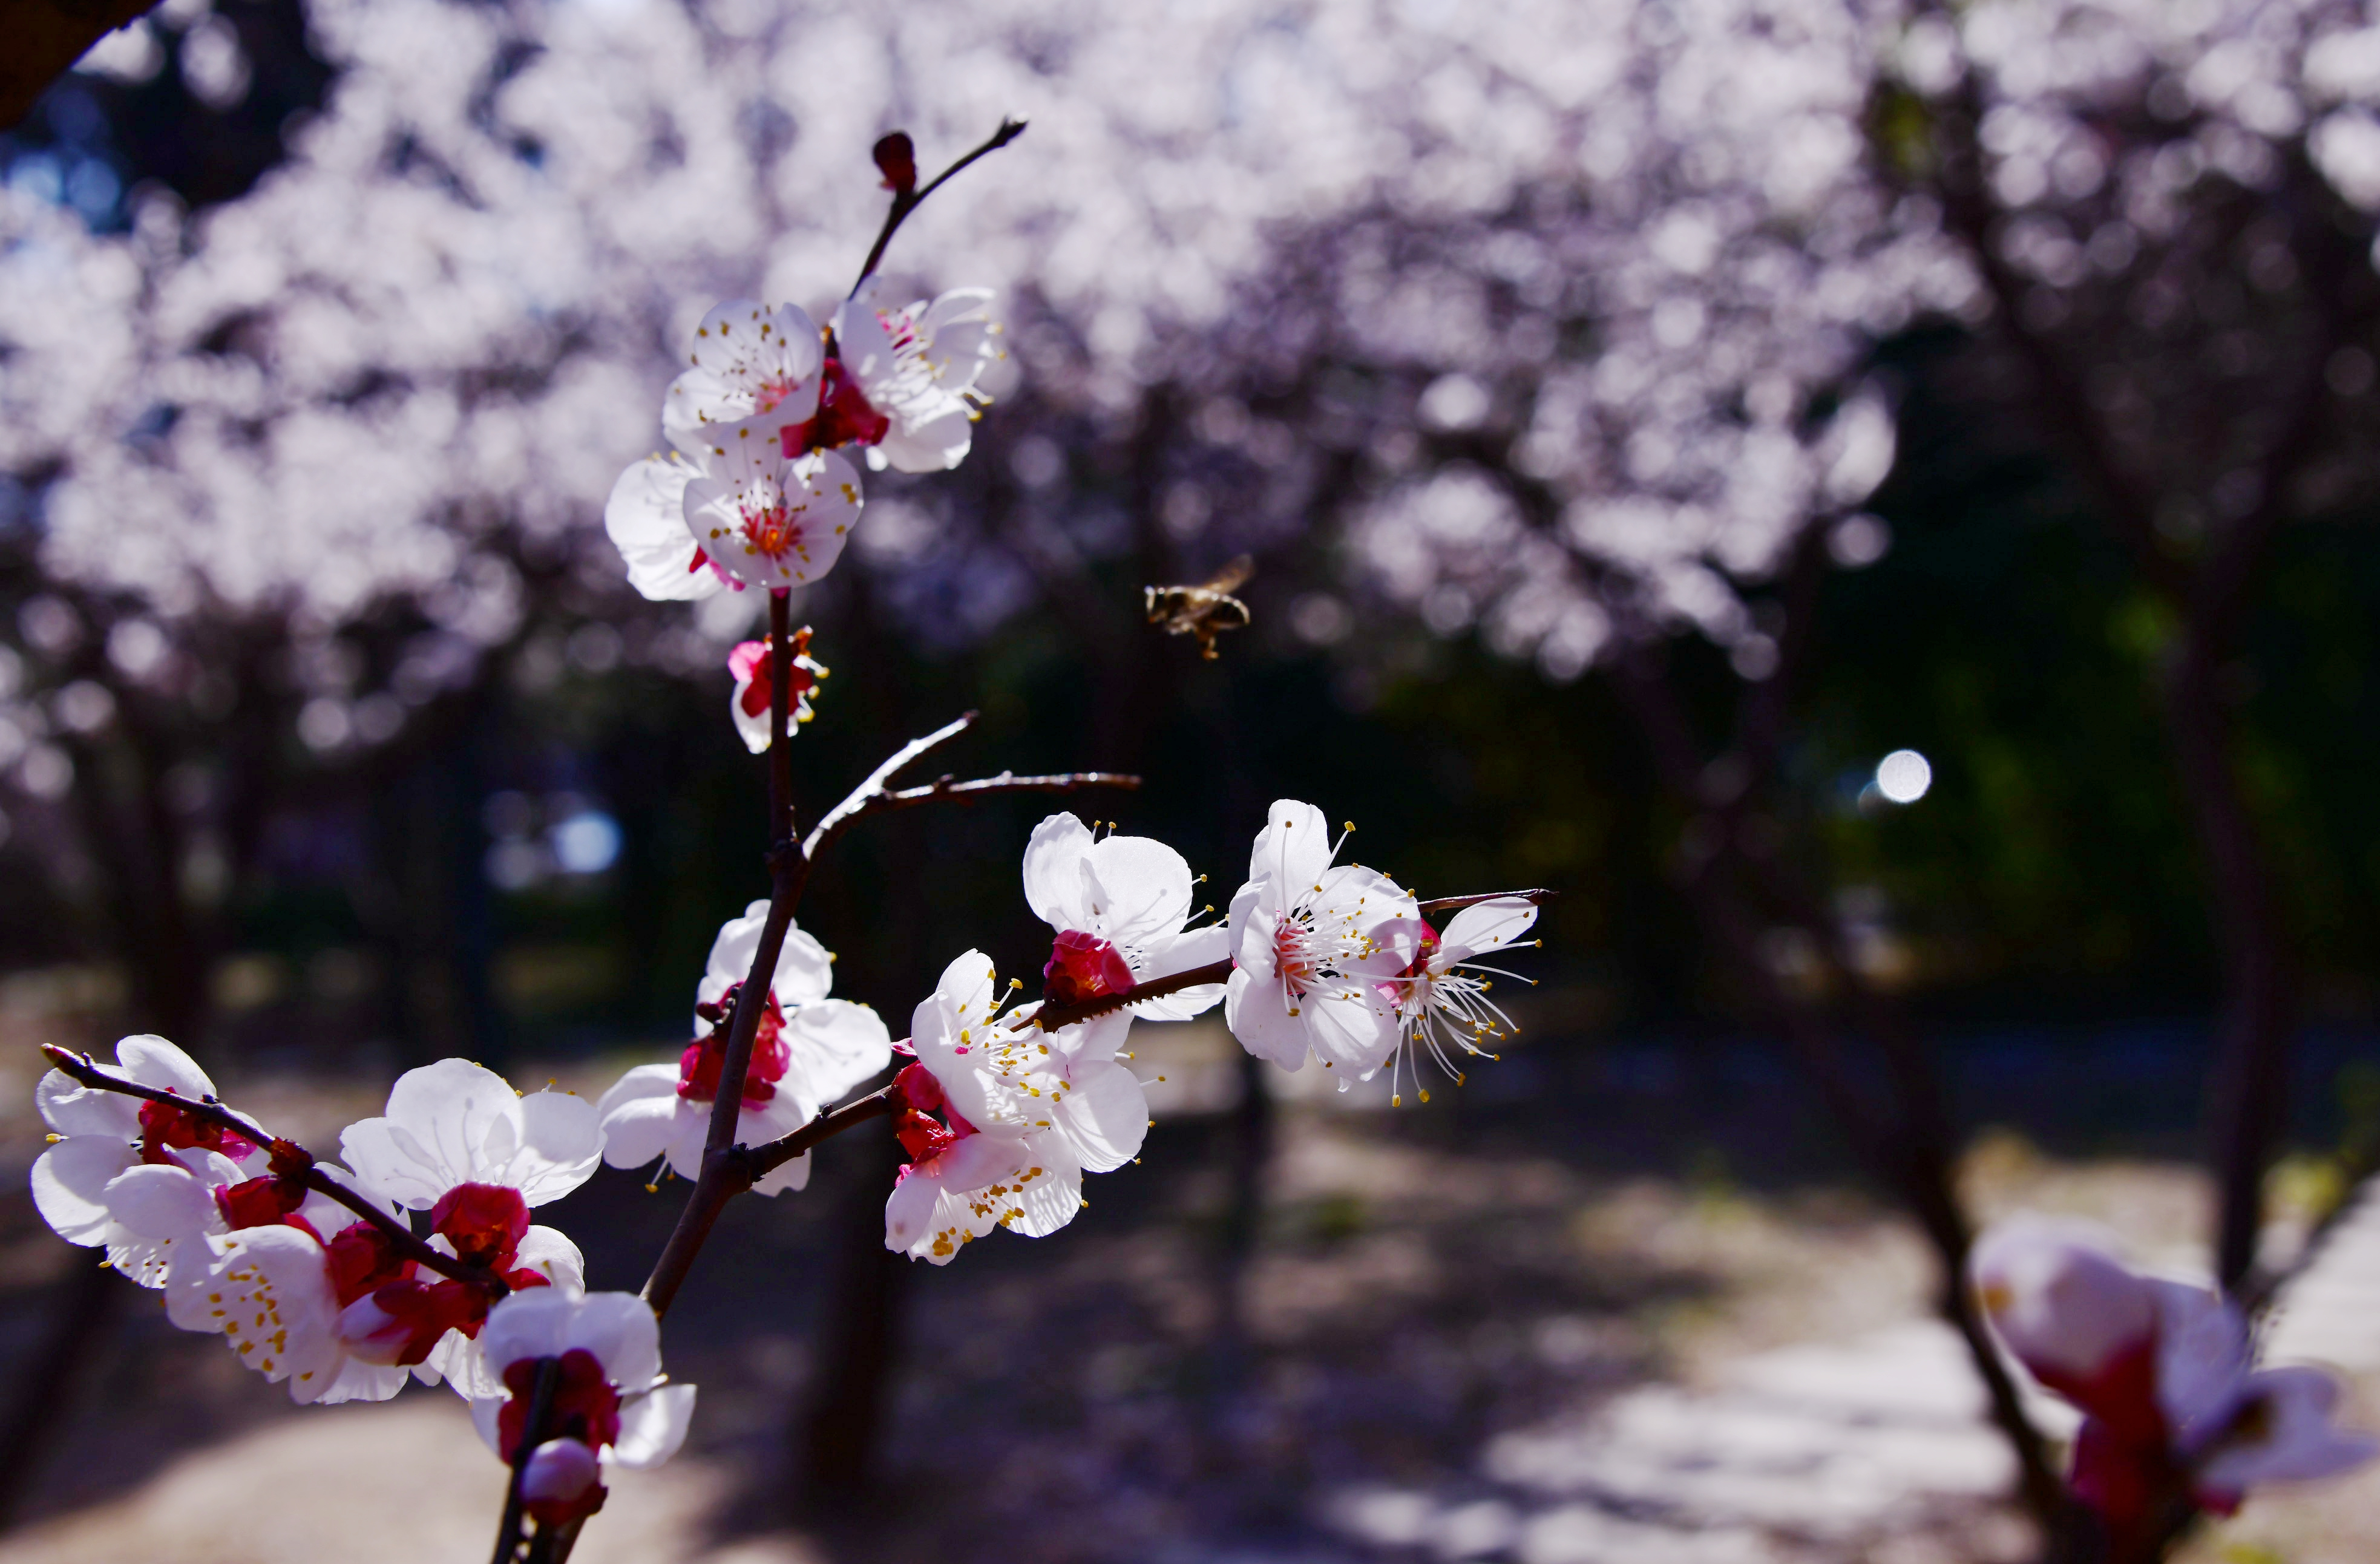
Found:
[1047,1059,1148,1174]
[1000,1144,1085,1238]
[1021,813,1097,931]
[1084,834,1195,949]
[750,1151,811,1197]
[514,1225,586,1295]
[36,1070,139,1138]
[503,1090,605,1205]
[477,1288,574,1376]
[1439,897,1538,960]
[1247,800,1333,889]
[613,1383,698,1467]
[697,904,833,1019]
[563,1291,664,1395]
[604,453,723,603]
[779,1000,891,1108]
[33,1138,136,1245]
[103,1162,221,1239]
[115,1035,215,1098]
[1224,968,1310,1070]
[598,1080,695,1173]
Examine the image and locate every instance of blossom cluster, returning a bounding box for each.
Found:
[27,790,1540,1487]
[33,1039,691,1528]
[1972,1216,2377,1554]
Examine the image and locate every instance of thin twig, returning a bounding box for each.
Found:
[848,119,1028,296]
[38,1045,504,1294]
[1417,889,1557,915]
[489,1355,562,1564]
[802,712,979,859]
[744,1085,900,1182]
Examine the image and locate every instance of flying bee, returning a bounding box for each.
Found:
[1144,554,1253,660]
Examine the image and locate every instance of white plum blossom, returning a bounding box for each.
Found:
[1021,811,1228,1022]
[1972,1217,2378,1540]
[725,629,828,755]
[883,950,1149,1263]
[30,1034,267,1286]
[822,283,1002,473]
[663,300,824,459]
[1223,800,1421,1083]
[1384,895,1539,1107]
[468,1290,696,1528]
[680,431,864,592]
[335,1060,601,1393]
[596,903,891,1196]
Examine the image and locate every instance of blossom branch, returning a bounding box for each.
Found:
[800,712,980,858]
[36,1044,508,1295]
[850,118,1028,296]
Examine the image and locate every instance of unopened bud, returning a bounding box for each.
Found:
[523,1438,601,1503]
[873,132,917,195]
[894,1061,944,1114]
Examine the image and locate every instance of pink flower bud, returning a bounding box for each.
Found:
[521,1437,606,1528]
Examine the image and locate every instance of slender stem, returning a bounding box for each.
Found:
[744,1085,900,1182]
[1028,958,1235,1032]
[848,119,1028,296]
[37,1045,504,1294]
[489,1356,562,1564]
[1417,889,1556,915]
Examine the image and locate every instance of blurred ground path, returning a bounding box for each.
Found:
[0,1394,821,1564]
[1323,1321,2047,1564]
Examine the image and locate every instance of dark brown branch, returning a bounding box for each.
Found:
[848,119,1028,296]
[489,1355,561,1564]
[39,1044,506,1294]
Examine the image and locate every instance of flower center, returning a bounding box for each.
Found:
[739,498,802,560]
[677,986,790,1108]
[1042,930,1136,1007]
[780,356,890,456]
[1273,915,1320,996]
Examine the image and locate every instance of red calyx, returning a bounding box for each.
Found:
[325,1221,418,1309]
[137,1093,256,1166]
[214,1174,308,1231]
[1043,930,1136,1007]
[499,1348,622,1461]
[893,1061,944,1114]
[677,984,790,1108]
[431,1182,532,1272]
[873,131,918,195]
[361,1278,493,1365]
[1395,920,1443,980]
[779,358,890,458]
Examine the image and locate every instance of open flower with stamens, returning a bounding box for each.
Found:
[681,422,863,592]
[791,281,999,473]
[1224,801,1421,1083]
[726,627,828,754]
[1022,811,1228,1030]
[1383,896,1539,1107]
[31,1034,269,1287]
[597,903,890,1196]
[661,301,824,458]
[468,1290,697,1530]
[883,951,1148,1264]
[1972,1217,2377,1554]
[336,1061,601,1394]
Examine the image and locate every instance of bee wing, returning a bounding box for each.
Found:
[1202,554,1254,596]
[1206,594,1251,630]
